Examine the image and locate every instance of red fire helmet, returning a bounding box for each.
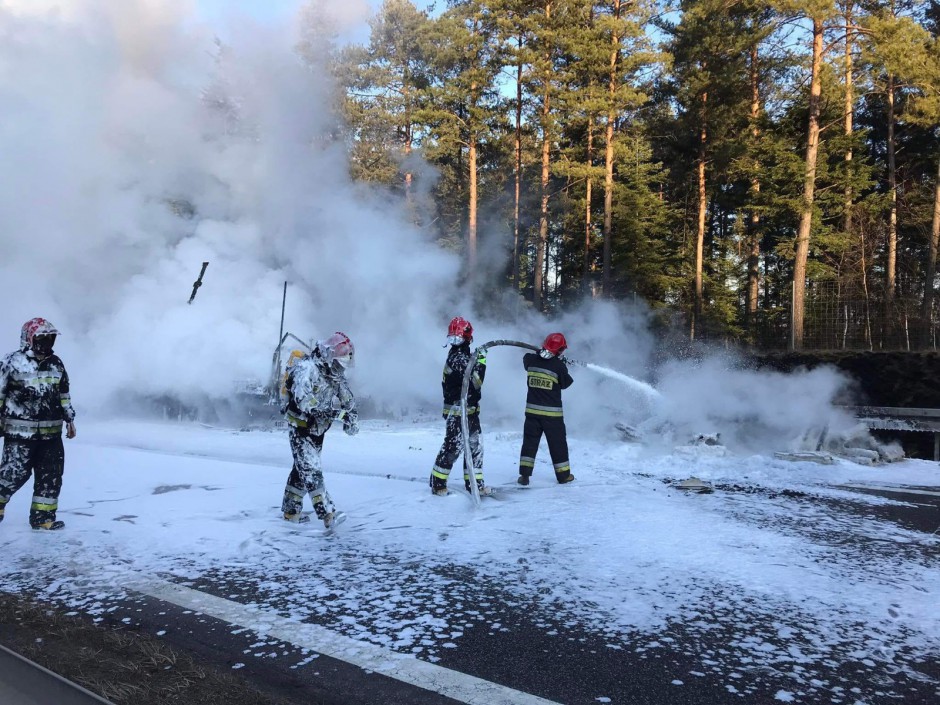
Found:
[542,332,567,356]
[447,316,473,341]
[321,331,355,367]
[20,318,59,351]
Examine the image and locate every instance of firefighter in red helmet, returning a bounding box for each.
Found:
[0,318,77,530]
[429,317,491,496]
[280,331,358,529]
[518,333,574,486]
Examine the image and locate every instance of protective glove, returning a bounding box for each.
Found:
[330,395,345,418]
[337,381,355,407]
[476,351,487,366]
[343,408,360,436]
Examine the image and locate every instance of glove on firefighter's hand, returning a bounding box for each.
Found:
[330,395,345,418]
[343,409,359,436]
[476,351,487,366]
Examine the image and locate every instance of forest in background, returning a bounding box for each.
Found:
[260,0,940,351]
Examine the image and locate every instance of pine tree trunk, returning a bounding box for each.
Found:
[886,72,898,343]
[584,120,594,293]
[844,3,854,237]
[602,0,621,297]
[861,227,873,348]
[535,96,550,310]
[692,89,707,341]
[922,156,940,342]
[792,18,824,350]
[468,129,478,280]
[845,4,868,347]
[404,137,412,201]
[746,43,761,333]
[403,76,413,207]
[534,3,552,310]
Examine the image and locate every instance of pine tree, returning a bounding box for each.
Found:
[660,0,754,339]
[864,4,940,342]
[788,1,838,349]
[419,1,506,281]
[337,0,433,202]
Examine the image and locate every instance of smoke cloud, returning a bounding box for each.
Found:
[0,0,461,415]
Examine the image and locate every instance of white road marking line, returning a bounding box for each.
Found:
[839,484,940,498]
[132,579,562,705]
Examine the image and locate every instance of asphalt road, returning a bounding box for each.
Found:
[65,485,940,703]
[3,482,938,705]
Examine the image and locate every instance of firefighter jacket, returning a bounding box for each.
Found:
[283,353,356,436]
[441,343,485,418]
[0,350,76,440]
[522,352,573,418]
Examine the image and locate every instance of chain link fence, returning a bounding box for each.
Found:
[755,280,940,352]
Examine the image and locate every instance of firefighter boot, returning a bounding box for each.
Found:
[32,520,65,531]
[283,512,311,523]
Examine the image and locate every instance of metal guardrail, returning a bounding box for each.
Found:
[0,643,117,705]
[841,406,940,461]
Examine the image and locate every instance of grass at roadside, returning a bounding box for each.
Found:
[0,591,286,705]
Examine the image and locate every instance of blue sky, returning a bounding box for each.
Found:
[192,0,394,44]
[194,0,384,24]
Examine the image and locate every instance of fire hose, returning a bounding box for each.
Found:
[458,340,585,505]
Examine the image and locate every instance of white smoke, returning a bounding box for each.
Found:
[0,0,460,417]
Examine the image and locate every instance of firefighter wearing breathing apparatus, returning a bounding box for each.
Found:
[0,318,77,530]
[281,332,358,529]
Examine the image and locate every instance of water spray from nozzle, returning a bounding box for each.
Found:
[583,362,662,402]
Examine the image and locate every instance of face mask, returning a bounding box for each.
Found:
[331,355,353,375]
[32,335,55,356]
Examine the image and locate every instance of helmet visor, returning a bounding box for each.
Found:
[332,352,353,370]
[32,334,56,356]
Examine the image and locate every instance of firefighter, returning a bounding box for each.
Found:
[0,318,77,530]
[518,333,574,486]
[430,317,491,496]
[280,332,358,528]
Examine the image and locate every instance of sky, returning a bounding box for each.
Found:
[192,0,389,43]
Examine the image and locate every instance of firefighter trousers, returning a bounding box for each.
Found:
[430,413,483,491]
[0,436,65,526]
[519,415,571,482]
[281,427,333,519]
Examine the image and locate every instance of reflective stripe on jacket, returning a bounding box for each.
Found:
[522,352,572,418]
